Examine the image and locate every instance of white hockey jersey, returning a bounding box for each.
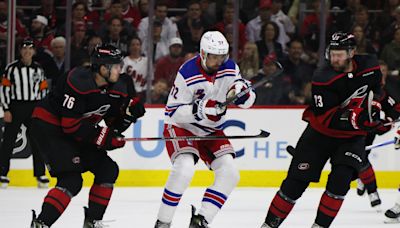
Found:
[164,55,254,136]
[122,56,148,93]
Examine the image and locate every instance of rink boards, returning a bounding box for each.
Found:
[6,107,400,187]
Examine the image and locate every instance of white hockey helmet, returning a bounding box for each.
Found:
[199,31,229,68]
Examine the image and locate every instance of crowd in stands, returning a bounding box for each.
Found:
[1,0,400,106]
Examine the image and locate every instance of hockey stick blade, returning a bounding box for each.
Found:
[123,130,270,141]
[219,61,284,108]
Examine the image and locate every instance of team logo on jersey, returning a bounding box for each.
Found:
[298,163,310,170]
[340,85,368,109]
[72,156,81,164]
[83,104,111,117]
[347,72,353,78]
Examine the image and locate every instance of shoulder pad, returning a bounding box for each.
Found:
[109,75,129,97]
[178,56,202,80]
[219,59,236,70]
[312,64,346,85]
[66,67,99,94]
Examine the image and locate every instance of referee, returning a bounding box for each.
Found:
[0,38,49,188]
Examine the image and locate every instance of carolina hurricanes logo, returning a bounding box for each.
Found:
[341,85,368,109]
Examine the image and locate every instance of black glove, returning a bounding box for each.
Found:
[113,115,137,133]
[94,126,125,150]
[126,97,146,122]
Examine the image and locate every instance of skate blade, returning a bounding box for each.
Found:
[0,182,8,189]
[384,217,400,224]
[372,205,382,213]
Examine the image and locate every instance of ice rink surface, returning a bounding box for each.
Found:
[1,187,399,228]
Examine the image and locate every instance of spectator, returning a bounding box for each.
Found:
[122,37,149,100]
[0,0,28,68]
[334,0,361,32]
[101,0,136,38]
[352,24,377,55]
[256,21,283,67]
[376,0,400,40]
[154,37,185,90]
[151,79,169,104]
[75,0,101,32]
[380,28,400,71]
[102,17,130,55]
[214,3,247,51]
[120,0,142,28]
[46,36,66,88]
[75,35,102,67]
[182,19,203,54]
[300,0,332,65]
[141,20,169,62]
[246,0,289,49]
[0,39,49,189]
[199,0,216,25]
[351,5,378,44]
[280,38,315,105]
[380,5,400,48]
[32,0,62,33]
[253,53,290,105]
[30,15,54,51]
[270,0,295,40]
[138,1,178,46]
[138,0,149,18]
[238,42,259,80]
[177,0,210,44]
[70,21,88,61]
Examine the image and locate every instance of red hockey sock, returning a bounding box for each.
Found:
[88,184,113,220]
[39,188,71,225]
[265,190,295,227]
[359,165,378,193]
[315,191,344,227]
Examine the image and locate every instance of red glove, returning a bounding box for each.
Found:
[94,126,125,150]
[374,117,394,135]
[395,128,400,150]
[350,107,382,131]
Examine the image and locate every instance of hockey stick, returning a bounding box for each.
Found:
[367,90,374,123]
[383,118,400,126]
[365,139,395,151]
[123,129,270,141]
[218,61,284,108]
[286,138,396,154]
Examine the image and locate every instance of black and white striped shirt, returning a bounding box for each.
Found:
[0,60,48,110]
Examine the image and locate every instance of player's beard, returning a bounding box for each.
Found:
[331,58,352,72]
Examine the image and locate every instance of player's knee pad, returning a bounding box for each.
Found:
[169,154,196,188]
[211,155,240,191]
[280,177,309,200]
[94,160,119,184]
[56,173,83,196]
[327,165,354,196]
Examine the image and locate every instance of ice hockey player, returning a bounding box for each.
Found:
[355,60,400,211]
[154,31,256,228]
[384,128,400,224]
[29,44,145,227]
[260,32,385,228]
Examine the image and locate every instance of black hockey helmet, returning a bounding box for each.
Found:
[328,32,356,51]
[90,43,123,66]
[325,32,356,61]
[20,37,35,48]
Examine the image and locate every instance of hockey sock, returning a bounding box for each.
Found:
[87,183,113,220]
[265,190,296,227]
[199,155,239,224]
[315,191,344,227]
[359,164,378,194]
[157,154,195,223]
[38,187,72,226]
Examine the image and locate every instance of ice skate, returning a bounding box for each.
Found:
[368,192,382,212]
[260,222,272,228]
[311,223,324,228]
[356,179,365,196]
[189,205,209,228]
[0,176,9,189]
[37,176,49,189]
[154,219,171,228]
[83,207,111,228]
[384,203,400,224]
[30,210,49,228]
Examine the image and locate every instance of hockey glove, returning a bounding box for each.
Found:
[113,115,137,134]
[193,99,227,122]
[126,97,146,122]
[227,79,255,108]
[349,107,382,131]
[94,126,125,150]
[374,117,394,135]
[395,129,400,150]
